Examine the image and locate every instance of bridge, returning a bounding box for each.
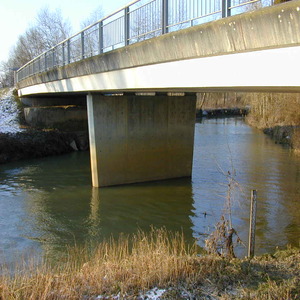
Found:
[16,0,300,187]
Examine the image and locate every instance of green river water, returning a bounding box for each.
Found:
[0,117,299,265]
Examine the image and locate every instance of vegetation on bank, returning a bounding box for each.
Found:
[0,228,299,300]
[244,92,300,153]
[197,92,300,153]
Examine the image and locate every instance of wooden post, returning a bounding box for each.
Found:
[248,190,257,258]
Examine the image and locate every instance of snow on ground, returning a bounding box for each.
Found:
[140,288,166,299]
[95,287,166,299]
[0,88,23,133]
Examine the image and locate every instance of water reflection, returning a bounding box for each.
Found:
[0,118,300,265]
[0,155,195,261]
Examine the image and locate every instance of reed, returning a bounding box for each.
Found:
[0,228,299,299]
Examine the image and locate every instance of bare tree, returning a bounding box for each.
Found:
[1,7,71,86]
[0,61,14,87]
[80,6,104,29]
[36,7,72,49]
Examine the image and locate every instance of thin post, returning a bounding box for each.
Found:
[162,0,168,34]
[67,39,71,64]
[81,32,85,59]
[38,57,41,73]
[62,42,65,65]
[52,49,55,67]
[45,53,47,70]
[248,190,257,258]
[124,7,130,46]
[222,0,231,18]
[99,21,103,54]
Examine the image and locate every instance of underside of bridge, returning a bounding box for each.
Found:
[87,93,196,187]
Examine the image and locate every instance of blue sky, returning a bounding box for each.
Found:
[0,0,130,63]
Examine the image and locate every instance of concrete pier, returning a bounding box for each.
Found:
[87,93,196,187]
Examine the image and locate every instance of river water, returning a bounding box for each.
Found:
[0,117,299,265]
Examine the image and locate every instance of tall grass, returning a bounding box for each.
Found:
[0,228,200,299]
[1,228,299,299]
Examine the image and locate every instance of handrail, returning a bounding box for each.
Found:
[16,0,271,83]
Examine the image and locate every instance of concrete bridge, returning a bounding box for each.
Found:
[16,0,300,187]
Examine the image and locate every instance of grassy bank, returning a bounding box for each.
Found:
[0,229,299,299]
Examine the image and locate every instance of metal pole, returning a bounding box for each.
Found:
[62,42,65,65]
[38,57,41,73]
[45,53,47,70]
[222,0,231,18]
[162,0,168,34]
[99,21,103,54]
[248,190,257,258]
[67,39,71,64]
[124,7,130,46]
[52,49,55,67]
[81,32,85,59]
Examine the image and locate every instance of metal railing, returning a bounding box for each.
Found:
[16,0,273,82]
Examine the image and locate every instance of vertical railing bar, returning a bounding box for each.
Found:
[99,21,103,54]
[81,32,85,59]
[222,0,231,17]
[162,0,168,34]
[67,39,71,64]
[45,53,47,70]
[52,49,55,68]
[62,42,65,65]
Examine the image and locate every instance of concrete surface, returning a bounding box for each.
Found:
[87,94,196,187]
[17,1,300,96]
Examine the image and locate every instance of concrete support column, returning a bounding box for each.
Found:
[87,93,196,187]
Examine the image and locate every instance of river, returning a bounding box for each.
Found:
[0,117,299,265]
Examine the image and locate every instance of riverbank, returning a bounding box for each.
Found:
[196,92,300,153]
[0,229,299,299]
[0,88,89,164]
[0,130,88,164]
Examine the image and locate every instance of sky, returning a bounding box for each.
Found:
[0,0,130,63]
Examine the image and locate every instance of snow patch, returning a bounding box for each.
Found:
[140,287,166,299]
[95,287,166,300]
[0,88,23,133]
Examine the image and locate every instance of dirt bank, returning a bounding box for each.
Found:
[0,130,89,164]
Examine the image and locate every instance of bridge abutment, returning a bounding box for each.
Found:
[87,93,196,187]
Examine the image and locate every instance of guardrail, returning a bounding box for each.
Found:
[16,0,272,82]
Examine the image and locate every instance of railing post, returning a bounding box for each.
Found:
[99,21,103,54]
[81,32,85,59]
[45,53,47,70]
[222,0,231,18]
[162,0,168,34]
[124,6,130,46]
[62,42,65,65]
[37,57,40,73]
[52,49,55,68]
[67,39,71,63]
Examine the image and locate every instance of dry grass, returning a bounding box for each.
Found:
[0,229,299,299]
[245,93,300,129]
